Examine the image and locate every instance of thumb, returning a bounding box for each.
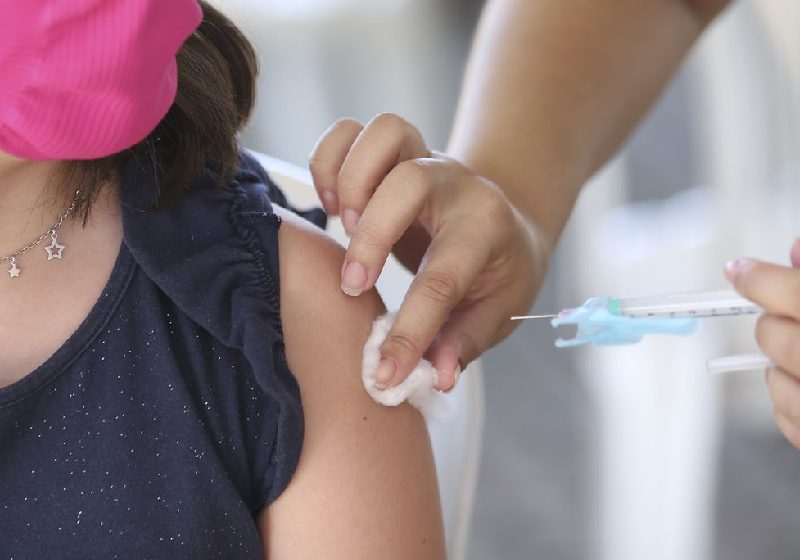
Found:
[427,301,513,391]
[791,238,800,269]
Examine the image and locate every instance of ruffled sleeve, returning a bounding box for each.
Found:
[120,151,316,511]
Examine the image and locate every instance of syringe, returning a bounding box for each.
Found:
[511,289,762,321]
[512,290,772,374]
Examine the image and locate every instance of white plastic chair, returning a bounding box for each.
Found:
[252,151,484,560]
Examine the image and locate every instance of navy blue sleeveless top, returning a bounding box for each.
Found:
[0,152,325,559]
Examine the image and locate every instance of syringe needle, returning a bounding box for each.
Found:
[510,314,557,321]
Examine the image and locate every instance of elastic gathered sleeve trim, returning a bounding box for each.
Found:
[238,150,328,231]
[120,152,307,513]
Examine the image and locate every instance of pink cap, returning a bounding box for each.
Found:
[0,0,202,161]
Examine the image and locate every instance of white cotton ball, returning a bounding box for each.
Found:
[362,313,452,422]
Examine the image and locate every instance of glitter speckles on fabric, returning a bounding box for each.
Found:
[0,263,270,557]
[0,153,308,558]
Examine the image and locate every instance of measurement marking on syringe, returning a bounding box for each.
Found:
[636,307,761,319]
[512,291,763,323]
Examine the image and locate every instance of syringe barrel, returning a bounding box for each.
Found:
[617,290,762,318]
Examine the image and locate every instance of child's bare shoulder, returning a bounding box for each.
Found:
[264,206,444,558]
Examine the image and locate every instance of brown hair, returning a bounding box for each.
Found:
[63,0,258,222]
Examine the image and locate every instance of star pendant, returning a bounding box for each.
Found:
[45,237,65,260]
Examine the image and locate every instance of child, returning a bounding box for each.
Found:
[0,1,445,558]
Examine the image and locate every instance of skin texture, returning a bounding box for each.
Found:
[258,206,446,559]
[0,151,445,555]
[311,0,732,391]
[449,0,731,245]
[726,240,800,451]
[0,152,122,388]
[310,115,544,391]
[0,152,71,256]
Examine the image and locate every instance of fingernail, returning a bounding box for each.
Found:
[374,358,396,389]
[343,209,360,235]
[321,191,338,215]
[445,365,462,393]
[341,260,367,297]
[725,258,754,282]
[791,239,800,268]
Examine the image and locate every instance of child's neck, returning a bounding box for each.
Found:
[0,180,123,388]
[0,155,69,258]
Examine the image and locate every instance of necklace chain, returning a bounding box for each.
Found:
[0,189,81,278]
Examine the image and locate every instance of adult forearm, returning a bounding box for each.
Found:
[448,0,730,248]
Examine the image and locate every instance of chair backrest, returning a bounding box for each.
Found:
[250,151,484,560]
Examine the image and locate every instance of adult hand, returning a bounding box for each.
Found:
[309,113,550,391]
[726,239,800,449]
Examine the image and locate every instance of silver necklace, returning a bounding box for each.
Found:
[0,189,81,279]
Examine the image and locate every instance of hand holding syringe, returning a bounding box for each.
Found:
[513,247,800,451]
[512,289,773,373]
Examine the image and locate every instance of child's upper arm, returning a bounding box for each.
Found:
[257,206,446,559]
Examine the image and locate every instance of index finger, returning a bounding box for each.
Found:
[308,118,363,215]
[336,114,428,234]
[726,257,800,321]
[374,225,492,388]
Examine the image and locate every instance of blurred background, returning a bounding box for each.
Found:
[215,1,798,558]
